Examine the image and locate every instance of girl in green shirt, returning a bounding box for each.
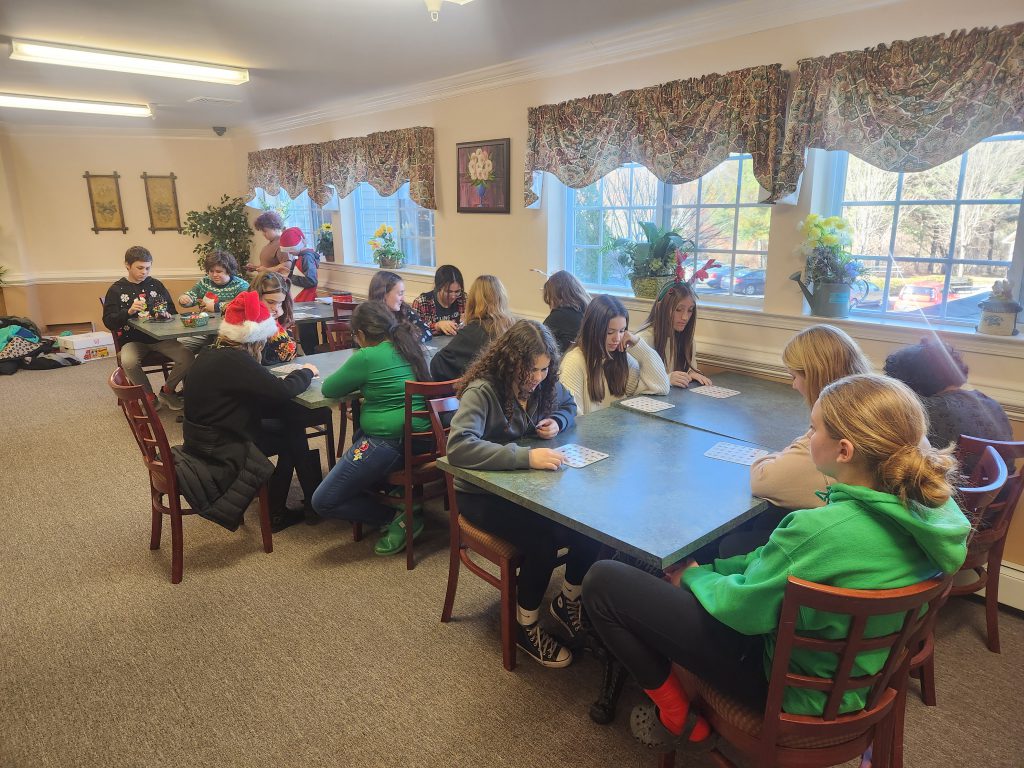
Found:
[583,374,970,752]
[310,301,431,555]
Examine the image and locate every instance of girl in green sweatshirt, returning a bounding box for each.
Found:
[583,373,971,752]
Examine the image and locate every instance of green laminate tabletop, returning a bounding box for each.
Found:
[128,314,222,340]
[278,335,453,409]
[291,301,336,325]
[438,406,772,569]
[613,371,808,451]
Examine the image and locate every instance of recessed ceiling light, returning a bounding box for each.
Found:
[9,39,249,85]
[0,92,152,118]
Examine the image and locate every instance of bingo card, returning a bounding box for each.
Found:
[556,444,610,468]
[704,441,770,466]
[689,384,740,399]
[618,396,675,413]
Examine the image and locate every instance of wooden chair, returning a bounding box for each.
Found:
[99,296,172,381]
[358,380,457,569]
[108,367,273,584]
[325,319,355,352]
[332,299,359,320]
[908,444,1008,708]
[430,396,524,671]
[321,319,360,460]
[951,436,1023,653]
[661,575,952,768]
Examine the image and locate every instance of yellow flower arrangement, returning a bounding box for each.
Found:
[369,223,405,268]
[797,213,864,285]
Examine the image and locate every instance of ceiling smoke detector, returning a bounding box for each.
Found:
[424,0,475,22]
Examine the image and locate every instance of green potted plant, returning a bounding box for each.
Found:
[315,223,334,260]
[609,222,694,299]
[977,280,1021,336]
[183,194,254,271]
[369,224,405,269]
[790,213,865,318]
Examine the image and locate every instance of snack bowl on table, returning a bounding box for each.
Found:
[181,312,210,328]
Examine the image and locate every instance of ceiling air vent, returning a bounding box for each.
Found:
[186,96,242,105]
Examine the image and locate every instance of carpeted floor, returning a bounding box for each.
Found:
[1,359,1022,768]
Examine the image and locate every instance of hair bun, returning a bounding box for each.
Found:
[878,443,956,508]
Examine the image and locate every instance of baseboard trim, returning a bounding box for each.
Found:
[994,561,1024,611]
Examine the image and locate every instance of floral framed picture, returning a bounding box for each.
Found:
[141,172,183,233]
[456,138,510,214]
[83,171,127,233]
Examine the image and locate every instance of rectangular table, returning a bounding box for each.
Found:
[128,301,340,342]
[438,406,772,569]
[614,371,808,451]
[277,334,453,410]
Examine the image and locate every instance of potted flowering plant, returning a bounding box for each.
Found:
[607,222,696,299]
[315,223,334,260]
[789,213,865,318]
[369,224,405,269]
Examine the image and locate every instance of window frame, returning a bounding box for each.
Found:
[349,182,436,269]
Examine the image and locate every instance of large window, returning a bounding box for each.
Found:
[833,133,1024,322]
[250,188,333,256]
[565,156,771,297]
[351,182,435,268]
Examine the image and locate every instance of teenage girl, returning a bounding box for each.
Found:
[412,264,465,335]
[430,274,515,381]
[541,270,591,353]
[447,320,601,668]
[559,294,670,415]
[636,281,712,387]
[751,325,872,511]
[584,374,970,751]
[310,300,432,556]
[368,270,431,342]
[250,271,297,365]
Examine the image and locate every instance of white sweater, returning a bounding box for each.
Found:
[636,326,701,375]
[559,336,670,415]
[749,430,831,510]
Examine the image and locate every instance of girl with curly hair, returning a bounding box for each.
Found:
[447,320,601,668]
[636,281,712,388]
[559,294,670,415]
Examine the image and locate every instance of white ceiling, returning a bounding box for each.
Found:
[0,0,719,131]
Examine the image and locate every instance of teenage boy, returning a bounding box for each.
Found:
[178,250,249,313]
[102,246,193,410]
[248,211,291,275]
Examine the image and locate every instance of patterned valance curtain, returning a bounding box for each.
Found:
[523,64,788,206]
[775,23,1024,199]
[247,126,436,210]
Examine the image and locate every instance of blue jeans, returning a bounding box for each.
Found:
[311,431,402,525]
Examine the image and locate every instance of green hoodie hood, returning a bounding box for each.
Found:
[823,483,970,575]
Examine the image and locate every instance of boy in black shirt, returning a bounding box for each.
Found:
[102,246,194,410]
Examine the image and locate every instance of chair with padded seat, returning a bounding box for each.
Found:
[951,436,1024,653]
[356,380,457,569]
[658,574,952,768]
[907,444,1008,711]
[429,395,525,671]
[108,367,273,584]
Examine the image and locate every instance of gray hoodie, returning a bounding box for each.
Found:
[447,378,577,493]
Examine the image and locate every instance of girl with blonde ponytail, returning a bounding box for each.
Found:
[584,373,970,750]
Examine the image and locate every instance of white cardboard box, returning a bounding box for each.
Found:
[58,331,116,362]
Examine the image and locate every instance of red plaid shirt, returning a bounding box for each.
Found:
[412,290,465,332]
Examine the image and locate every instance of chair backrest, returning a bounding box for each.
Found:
[428,395,462,458]
[956,445,1009,528]
[107,367,178,498]
[958,436,1022,543]
[761,575,951,748]
[332,300,359,320]
[401,379,458,469]
[324,319,355,351]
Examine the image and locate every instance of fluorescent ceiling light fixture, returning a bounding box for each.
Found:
[424,0,475,22]
[9,39,249,85]
[0,92,152,118]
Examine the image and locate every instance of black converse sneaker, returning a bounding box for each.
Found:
[549,592,587,640]
[517,621,572,668]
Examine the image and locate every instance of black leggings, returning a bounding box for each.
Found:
[255,415,321,512]
[456,491,602,612]
[583,559,768,710]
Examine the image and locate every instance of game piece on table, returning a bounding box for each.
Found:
[555,444,609,468]
[619,396,674,413]
[704,441,769,466]
[689,384,740,399]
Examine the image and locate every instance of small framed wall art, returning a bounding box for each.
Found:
[141,172,183,233]
[456,138,510,214]
[83,171,127,233]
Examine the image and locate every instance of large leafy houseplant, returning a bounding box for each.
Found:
[183,194,253,270]
[607,222,695,298]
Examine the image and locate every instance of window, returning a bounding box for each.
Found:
[564,157,771,297]
[351,182,435,268]
[833,132,1024,322]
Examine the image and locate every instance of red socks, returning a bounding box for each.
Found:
[644,673,711,742]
